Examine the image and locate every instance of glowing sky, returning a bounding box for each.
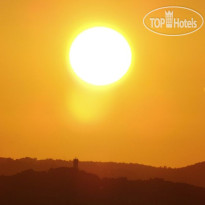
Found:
[0,0,204,167]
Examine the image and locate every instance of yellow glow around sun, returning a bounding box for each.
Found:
[69,27,132,86]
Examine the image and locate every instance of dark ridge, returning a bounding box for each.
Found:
[0,157,205,187]
[0,167,205,205]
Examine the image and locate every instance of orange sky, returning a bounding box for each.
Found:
[0,0,205,167]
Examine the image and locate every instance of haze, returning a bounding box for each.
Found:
[0,0,205,167]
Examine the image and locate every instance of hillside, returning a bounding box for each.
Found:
[0,157,205,187]
[0,167,205,205]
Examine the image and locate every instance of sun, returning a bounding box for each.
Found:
[69,27,132,86]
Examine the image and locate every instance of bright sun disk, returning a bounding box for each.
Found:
[69,27,132,86]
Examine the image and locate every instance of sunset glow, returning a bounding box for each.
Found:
[0,0,205,168]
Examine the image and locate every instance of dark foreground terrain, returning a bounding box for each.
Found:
[0,167,205,205]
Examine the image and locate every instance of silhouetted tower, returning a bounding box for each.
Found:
[73,158,79,170]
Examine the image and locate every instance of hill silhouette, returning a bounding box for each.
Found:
[0,167,205,205]
[0,157,205,188]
